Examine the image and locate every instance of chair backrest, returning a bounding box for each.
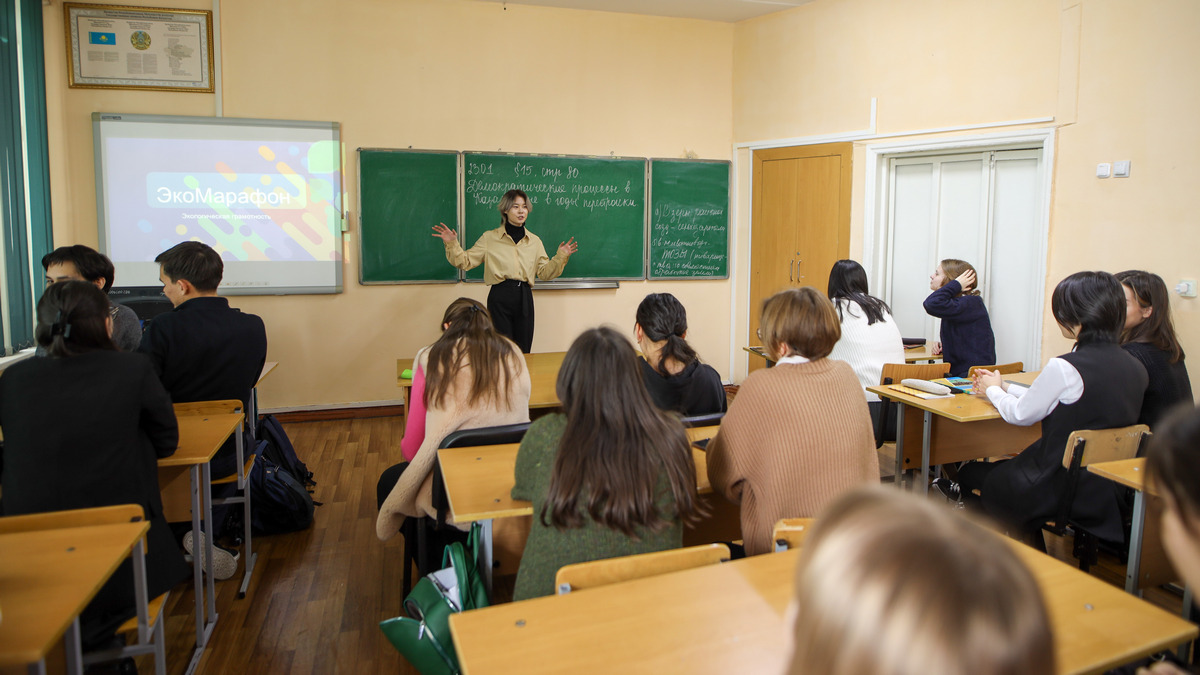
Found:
[968,362,1024,377]
[555,543,730,594]
[174,399,243,416]
[1060,425,1151,470]
[1050,424,1151,535]
[681,412,724,428]
[0,504,146,551]
[879,362,952,385]
[772,518,814,552]
[438,422,531,449]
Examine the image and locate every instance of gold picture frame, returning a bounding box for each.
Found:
[64,3,214,92]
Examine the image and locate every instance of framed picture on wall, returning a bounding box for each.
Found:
[64,3,214,92]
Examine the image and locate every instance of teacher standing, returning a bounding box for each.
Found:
[433,189,577,353]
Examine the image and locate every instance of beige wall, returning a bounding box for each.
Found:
[731,0,1199,397]
[42,0,1200,406]
[41,0,734,409]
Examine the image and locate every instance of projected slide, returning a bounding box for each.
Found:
[94,114,344,294]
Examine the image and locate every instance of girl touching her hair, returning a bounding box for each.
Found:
[511,326,702,599]
[941,272,1147,543]
[634,293,726,416]
[376,298,531,539]
[0,281,189,648]
[923,258,997,377]
[1116,270,1193,429]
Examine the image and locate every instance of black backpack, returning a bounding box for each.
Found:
[249,449,314,534]
[258,415,315,489]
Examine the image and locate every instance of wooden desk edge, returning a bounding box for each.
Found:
[157,412,245,467]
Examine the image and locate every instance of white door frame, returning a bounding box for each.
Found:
[862,128,1056,368]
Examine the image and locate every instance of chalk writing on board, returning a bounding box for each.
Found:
[465,160,640,213]
[650,203,728,277]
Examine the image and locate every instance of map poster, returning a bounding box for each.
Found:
[65,3,214,92]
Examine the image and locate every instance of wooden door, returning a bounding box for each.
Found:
[749,144,852,371]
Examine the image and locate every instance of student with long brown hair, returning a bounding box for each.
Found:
[1117,270,1192,429]
[923,258,996,377]
[376,298,531,539]
[786,487,1054,675]
[511,326,702,599]
[707,287,878,555]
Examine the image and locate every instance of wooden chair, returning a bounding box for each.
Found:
[0,505,168,675]
[174,399,258,597]
[1043,425,1151,572]
[772,518,814,552]
[968,361,1024,378]
[555,543,731,594]
[875,362,953,448]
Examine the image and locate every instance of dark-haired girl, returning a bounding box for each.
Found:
[1117,270,1193,429]
[923,258,996,377]
[376,298,531,539]
[826,260,906,414]
[634,293,726,416]
[943,272,1148,543]
[433,190,577,353]
[0,281,189,648]
[511,326,703,599]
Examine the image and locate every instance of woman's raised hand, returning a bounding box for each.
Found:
[558,237,578,258]
[955,269,977,291]
[432,223,458,243]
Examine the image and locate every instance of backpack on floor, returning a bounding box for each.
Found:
[249,447,315,535]
[257,414,315,489]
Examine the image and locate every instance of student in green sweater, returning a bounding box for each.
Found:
[511,326,704,600]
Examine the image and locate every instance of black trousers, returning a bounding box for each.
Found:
[488,280,535,353]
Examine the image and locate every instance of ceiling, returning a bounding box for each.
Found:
[468,0,812,23]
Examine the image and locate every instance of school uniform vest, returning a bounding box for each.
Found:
[983,342,1146,542]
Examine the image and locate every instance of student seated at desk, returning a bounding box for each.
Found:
[0,281,190,649]
[826,260,905,431]
[707,287,878,556]
[376,298,530,539]
[943,272,1147,544]
[634,293,726,416]
[786,487,1053,675]
[1117,270,1193,429]
[139,241,267,577]
[511,326,702,600]
[923,258,996,378]
[41,244,141,352]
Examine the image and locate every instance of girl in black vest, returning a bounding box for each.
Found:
[939,272,1148,543]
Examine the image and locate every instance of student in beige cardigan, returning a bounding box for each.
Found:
[707,287,879,555]
[376,298,531,540]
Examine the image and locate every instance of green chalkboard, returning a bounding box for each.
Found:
[648,159,730,280]
[358,149,459,283]
[462,153,646,280]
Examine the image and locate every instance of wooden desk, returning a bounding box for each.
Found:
[157,410,244,675]
[1089,458,1181,599]
[438,426,721,590]
[448,541,1198,675]
[398,352,567,427]
[866,371,1041,494]
[0,522,149,675]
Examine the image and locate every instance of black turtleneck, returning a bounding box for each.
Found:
[505,222,525,244]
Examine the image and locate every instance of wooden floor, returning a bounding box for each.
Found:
[141,417,1188,674]
[152,416,419,675]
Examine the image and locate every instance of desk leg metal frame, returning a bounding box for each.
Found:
[1127,490,1146,595]
[64,617,82,675]
[920,410,933,496]
[481,519,494,598]
[183,463,218,675]
[894,402,906,489]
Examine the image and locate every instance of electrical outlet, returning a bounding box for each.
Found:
[1176,280,1197,298]
[1114,160,1131,178]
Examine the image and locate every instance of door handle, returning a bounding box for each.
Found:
[790,259,794,282]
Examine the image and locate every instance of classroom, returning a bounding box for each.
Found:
[2,0,1199,673]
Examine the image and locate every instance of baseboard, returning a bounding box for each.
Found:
[264,401,405,423]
